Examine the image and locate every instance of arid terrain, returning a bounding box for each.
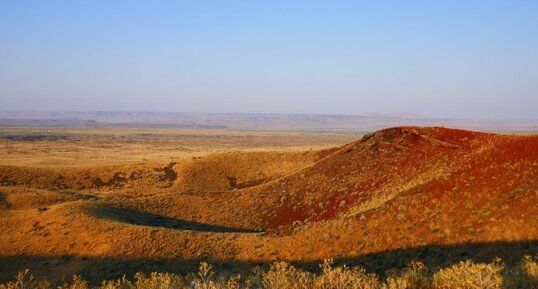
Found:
[0,126,537,287]
[0,127,357,167]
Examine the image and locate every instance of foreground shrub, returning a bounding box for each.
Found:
[383,261,429,289]
[522,255,538,287]
[314,259,380,289]
[134,272,186,289]
[262,262,313,289]
[5,256,538,289]
[58,276,89,289]
[0,270,48,289]
[98,276,131,289]
[432,258,504,289]
[190,262,241,289]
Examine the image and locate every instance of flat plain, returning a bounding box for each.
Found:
[0,127,358,166]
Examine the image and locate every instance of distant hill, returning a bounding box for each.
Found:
[0,111,537,132]
[0,118,98,127]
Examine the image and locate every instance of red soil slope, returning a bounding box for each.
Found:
[245,127,537,229]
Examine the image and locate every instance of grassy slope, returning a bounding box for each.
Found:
[0,126,537,283]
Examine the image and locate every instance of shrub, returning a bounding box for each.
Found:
[132,272,185,289]
[522,255,538,287]
[6,257,538,289]
[432,258,504,289]
[383,261,429,289]
[58,276,88,289]
[262,262,313,289]
[242,267,264,289]
[190,262,243,289]
[98,276,131,289]
[313,259,380,289]
[0,270,48,289]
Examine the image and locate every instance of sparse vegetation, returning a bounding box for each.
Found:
[2,257,538,289]
[432,258,504,289]
[1,127,537,287]
[522,255,538,287]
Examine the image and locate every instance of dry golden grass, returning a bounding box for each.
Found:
[432,258,503,289]
[522,255,538,287]
[0,127,356,167]
[2,256,538,289]
[383,261,429,289]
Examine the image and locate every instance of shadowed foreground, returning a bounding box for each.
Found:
[1,255,537,289]
[1,240,537,288]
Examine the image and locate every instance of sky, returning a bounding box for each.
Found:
[0,1,537,120]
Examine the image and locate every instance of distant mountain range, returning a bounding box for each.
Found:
[0,111,537,132]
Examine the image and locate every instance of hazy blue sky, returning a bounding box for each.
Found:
[1,1,537,120]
